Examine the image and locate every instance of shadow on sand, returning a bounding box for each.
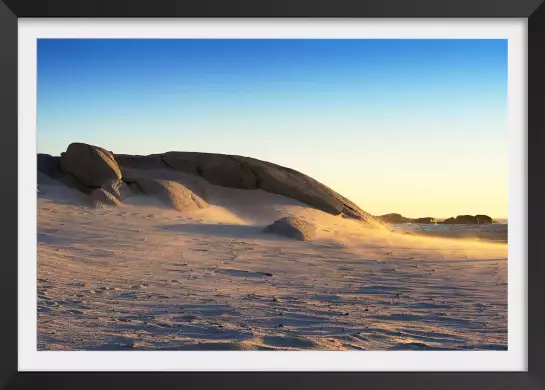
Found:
[158,223,287,241]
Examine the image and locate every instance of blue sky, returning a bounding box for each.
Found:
[37,39,508,218]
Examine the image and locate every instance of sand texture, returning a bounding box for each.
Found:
[37,181,507,351]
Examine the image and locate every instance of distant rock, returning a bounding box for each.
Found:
[380,212,492,225]
[454,215,478,224]
[378,214,436,224]
[378,213,411,224]
[132,178,207,212]
[264,216,317,241]
[475,215,493,224]
[441,215,494,224]
[411,217,437,224]
[60,143,122,188]
[90,188,121,208]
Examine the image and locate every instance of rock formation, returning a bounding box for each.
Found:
[441,215,494,224]
[378,213,411,224]
[411,217,437,224]
[37,142,387,228]
[378,214,436,224]
[475,215,493,224]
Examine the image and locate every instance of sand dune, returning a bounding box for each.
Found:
[37,181,507,351]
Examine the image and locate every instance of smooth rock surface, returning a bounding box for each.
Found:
[61,143,122,188]
[264,216,317,241]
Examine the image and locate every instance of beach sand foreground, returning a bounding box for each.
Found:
[37,182,507,351]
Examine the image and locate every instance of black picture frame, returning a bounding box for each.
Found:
[1,0,543,389]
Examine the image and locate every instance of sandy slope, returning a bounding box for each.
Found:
[37,183,508,351]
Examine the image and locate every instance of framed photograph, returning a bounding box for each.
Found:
[1,0,544,389]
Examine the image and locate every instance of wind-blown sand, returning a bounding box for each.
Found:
[392,223,508,243]
[37,182,507,351]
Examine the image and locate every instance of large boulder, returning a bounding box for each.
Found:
[131,178,207,212]
[378,213,410,224]
[264,216,317,241]
[60,143,122,188]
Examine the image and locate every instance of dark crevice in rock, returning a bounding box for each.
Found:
[237,161,261,189]
[160,156,176,171]
[251,168,263,188]
[342,204,363,220]
[225,155,258,189]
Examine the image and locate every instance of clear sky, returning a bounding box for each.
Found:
[37,39,508,219]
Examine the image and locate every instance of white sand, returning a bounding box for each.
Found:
[37,182,507,350]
